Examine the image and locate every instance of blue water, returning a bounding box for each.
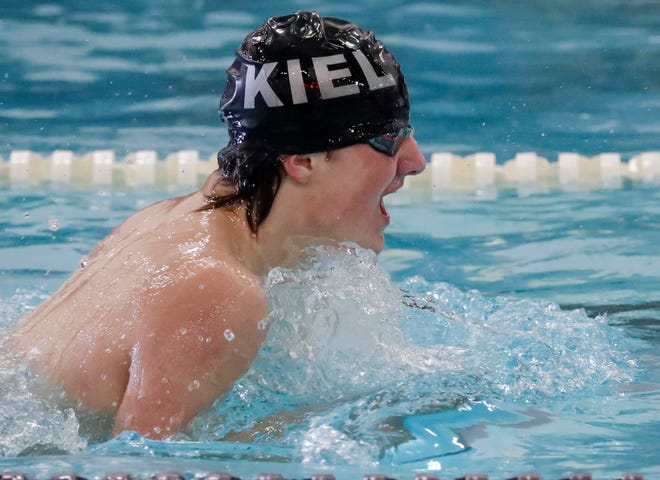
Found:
[1,1,659,479]
[1,0,658,160]
[1,186,658,478]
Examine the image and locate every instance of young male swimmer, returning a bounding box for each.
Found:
[10,11,425,439]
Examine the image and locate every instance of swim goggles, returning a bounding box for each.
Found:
[366,126,414,157]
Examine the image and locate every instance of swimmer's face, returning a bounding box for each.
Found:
[308,135,426,252]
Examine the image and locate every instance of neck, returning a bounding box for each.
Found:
[213,175,336,276]
[249,189,338,275]
[251,215,327,276]
[210,202,312,278]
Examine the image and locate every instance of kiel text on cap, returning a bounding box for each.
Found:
[243,50,397,109]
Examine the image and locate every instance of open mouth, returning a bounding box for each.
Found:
[380,178,402,223]
[379,198,390,221]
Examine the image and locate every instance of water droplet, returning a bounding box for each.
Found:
[153,426,161,435]
[205,336,212,343]
[179,327,188,335]
[79,257,89,269]
[161,377,169,384]
[187,379,200,391]
[257,318,270,331]
[48,216,60,232]
[224,329,235,342]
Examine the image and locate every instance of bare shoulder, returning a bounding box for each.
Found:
[137,246,268,361]
[113,248,268,437]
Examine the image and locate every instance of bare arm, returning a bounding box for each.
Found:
[113,267,268,438]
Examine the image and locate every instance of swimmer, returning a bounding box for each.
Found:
[9,11,425,439]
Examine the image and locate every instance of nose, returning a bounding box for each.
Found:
[396,137,426,176]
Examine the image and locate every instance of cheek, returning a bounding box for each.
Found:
[359,168,394,199]
[319,155,394,213]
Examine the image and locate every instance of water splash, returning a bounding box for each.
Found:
[0,244,640,464]
[0,349,87,457]
[0,290,110,457]
[258,244,412,400]
[0,289,45,329]
[398,276,637,404]
[189,244,637,465]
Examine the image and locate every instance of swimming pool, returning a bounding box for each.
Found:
[1,182,658,479]
[1,1,659,479]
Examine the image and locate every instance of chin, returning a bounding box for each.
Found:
[371,238,385,253]
[358,235,385,254]
[340,229,385,254]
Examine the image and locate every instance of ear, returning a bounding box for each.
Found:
[281,153,326,184]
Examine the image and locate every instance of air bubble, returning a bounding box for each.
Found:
[187,379,200,391]
[79,257,89,269]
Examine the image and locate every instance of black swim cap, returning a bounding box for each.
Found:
[219,11,410,154]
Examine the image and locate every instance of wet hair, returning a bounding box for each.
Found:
[201,142,285,233]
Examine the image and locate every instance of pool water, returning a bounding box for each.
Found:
[1,0,659,478]
[1,0,658,161]
[1,186,658,479]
